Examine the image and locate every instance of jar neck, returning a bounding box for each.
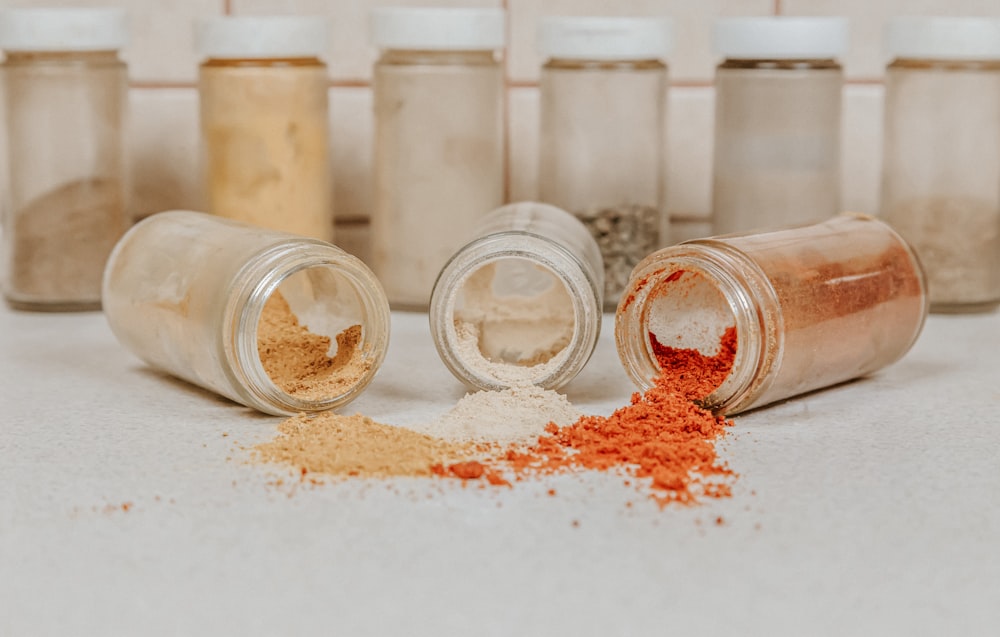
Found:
[223,240,390,416]
[377,49,499,66]
[2,50,122,65]
[543,57,666,71]
[429,231,602,391]
[718,58,841,71]
[888,57,1000,71]
[201,56,325,68]
[615,241,783,415]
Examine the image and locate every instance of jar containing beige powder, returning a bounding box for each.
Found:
[880,17,1000,312]
[103,211,390,416]
[616,213,927,415]
[196,16,333,242]
[429,202,604,392]
[0,8,128,311]
[711,17,847,235]
[371,7,505,310]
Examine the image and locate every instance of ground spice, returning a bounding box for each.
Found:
[498,327,738,506]
[254,412,480,478]
[256,292,371,399]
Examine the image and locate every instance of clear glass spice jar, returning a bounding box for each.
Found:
[712,17,847,235]
[371,7,505,310]
[880,17,1000,313]
[103,211,390,416]
[196,16,333,242]
[0,7,128,311]
[616,213,927,415]
[537,16,671,310]
[429,202,604,392]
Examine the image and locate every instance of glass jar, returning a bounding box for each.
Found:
[103,211,390,416]
[712,17,847,235]
[616,213,927,415]
[537,16,671,310]
[880,17,1000,313]
[196,16,333,242]
[429,202,603,391]
[371,7,505,310]
[0,8,128,311]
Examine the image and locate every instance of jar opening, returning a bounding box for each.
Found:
[451,256,575,378]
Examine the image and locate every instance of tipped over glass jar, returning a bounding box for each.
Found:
[429,202,604,391]
[103,211,390,416]
[616,213,928,415]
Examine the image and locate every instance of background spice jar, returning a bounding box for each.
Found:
[616,213,928,415]
[429,202,603,392]
[879,17,1000,313]
[536,16,671,310]
[196,16,334,242]
[103,211,390,416]
[0,7,128,311]
[370,7,505,310]
[711,17,847,235]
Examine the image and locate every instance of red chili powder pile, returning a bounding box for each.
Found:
[461,327,739,506]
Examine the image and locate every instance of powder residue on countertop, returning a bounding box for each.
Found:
[254,412,483,478]
[256,292,371,400]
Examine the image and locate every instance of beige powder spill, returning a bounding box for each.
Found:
[254,412,483,478]
[256,292,371,400]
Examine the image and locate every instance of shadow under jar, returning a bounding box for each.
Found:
[880,17,1000,313]
[0,8,128,311]
[537,16,671,310]
[616,213,927,416]
[712,17,847,235]
[103,211,390,416]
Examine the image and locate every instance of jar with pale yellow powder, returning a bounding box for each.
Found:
[196,16,333,241]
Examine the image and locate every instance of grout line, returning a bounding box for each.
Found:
[501,0,512,203]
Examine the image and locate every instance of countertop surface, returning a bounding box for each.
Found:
[1,303,998,636]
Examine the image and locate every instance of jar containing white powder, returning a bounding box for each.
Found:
[103,211,390,416]
[429,202,604,392]
[370,7,505,310]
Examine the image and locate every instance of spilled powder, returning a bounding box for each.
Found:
[411,385,582,445]
[499,327,739,506]
[256,292,371,399]
[254,412,480,478]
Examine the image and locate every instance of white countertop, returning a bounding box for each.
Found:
[1,303,998,636]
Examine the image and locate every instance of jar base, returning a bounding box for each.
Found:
[4,297,102,312]
[930,299,1000,314]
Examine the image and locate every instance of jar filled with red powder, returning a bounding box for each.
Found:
[616,213,928,415]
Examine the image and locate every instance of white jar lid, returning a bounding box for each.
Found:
[886,17,1000,60]
[538,17,673,61]
[0,7,127,52]
[196,16,329,59]
[714,17,848,59]
[370,7,505,50]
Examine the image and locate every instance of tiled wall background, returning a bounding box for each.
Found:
[2,0,1000,259]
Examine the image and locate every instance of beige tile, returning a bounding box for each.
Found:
[507,87,539,203]
[508,0,773,83]
[781,0,1000,79]
[667,86,713,222]
[841,84,883,216]
[128,88,202,221]
[330,88,373,222]
[232,0,501,82]
[0,0,222,83]
[668,219,712,244]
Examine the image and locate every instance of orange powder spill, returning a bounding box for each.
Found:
[497,327,739,506]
